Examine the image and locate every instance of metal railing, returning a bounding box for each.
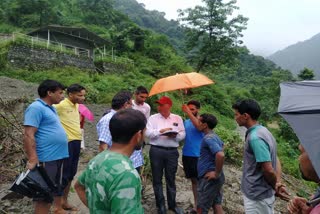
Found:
[7,33,91,58]
[0,33,134,65]
[95,52,134,66]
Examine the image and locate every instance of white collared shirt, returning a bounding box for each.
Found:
[132,100,151,119]
[146,113,186,148]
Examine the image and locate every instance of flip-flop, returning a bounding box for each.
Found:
[62,204,80,211]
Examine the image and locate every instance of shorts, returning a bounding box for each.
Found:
[63,140,81,182]
[182,156,198,179]
[197,172,225,213]
[243,195,275,214]
[35,159,65,200]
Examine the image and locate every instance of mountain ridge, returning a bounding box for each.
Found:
[268,32,320,77]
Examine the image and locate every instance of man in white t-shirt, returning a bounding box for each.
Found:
[132,86,151,119]
[131,86,151,173]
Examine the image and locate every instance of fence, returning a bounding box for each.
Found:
[0,33,134,65]
[94,46,134,66]
[11,33,90,58]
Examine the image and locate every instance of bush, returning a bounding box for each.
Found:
[215,127,243,166]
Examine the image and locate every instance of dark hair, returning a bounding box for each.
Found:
[232,99,261,120]
[200,113,218,129]
[66,84,85,94]
[187,100,201,109]
[135,86,148,95]
[110,109,147,144]
[38,79,65,98]
[112,91,132,110]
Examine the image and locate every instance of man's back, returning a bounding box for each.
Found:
[78,150,143,214]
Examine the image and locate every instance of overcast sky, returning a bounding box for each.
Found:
[136,0,320,56]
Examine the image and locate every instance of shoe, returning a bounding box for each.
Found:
[157,204,167,214]
[169,207,184,214]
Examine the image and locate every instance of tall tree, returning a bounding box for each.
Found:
[178,0,248,72]
[298,67,315,80]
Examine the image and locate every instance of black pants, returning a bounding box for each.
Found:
[63,140,81,182]
[149,145,179,209]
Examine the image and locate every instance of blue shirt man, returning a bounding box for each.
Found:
[197,133,224,178]
[181,100,204,212]
[24,99,68,162]
[23,80,68,214]
[196,114,225,214]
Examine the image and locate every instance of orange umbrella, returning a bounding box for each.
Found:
[149,72,214,96]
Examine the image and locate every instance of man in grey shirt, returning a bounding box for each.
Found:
[232,99,289,213]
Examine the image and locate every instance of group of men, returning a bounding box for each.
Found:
[24,80,86,213]
[23,79,320,214]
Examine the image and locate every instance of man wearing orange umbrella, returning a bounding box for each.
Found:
[145,96,185,214]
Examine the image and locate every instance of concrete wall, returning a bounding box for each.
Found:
[7,45,95,71]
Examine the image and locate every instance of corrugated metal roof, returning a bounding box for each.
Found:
[27,25,109,46]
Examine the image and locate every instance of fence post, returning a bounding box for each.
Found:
[47,30,50,49]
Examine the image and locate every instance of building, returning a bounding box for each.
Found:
[27,25,109,58]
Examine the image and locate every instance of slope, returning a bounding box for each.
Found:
[268,32,320,77]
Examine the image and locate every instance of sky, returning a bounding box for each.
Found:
[136,0,320,56]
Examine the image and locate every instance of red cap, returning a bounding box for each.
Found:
[156,96,172,106]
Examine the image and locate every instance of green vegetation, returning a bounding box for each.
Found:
[298,67,315,80]
[178,0,248,72]
[0,0,305,182]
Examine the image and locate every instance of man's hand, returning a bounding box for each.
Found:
[182,104,191,114]
[99,142,109,152]
[204,171,219,180]
[275,182,290,201]
[166,132,178,138]
[287,197,312,214]
[159,128,172,133]
[26,161,37,170]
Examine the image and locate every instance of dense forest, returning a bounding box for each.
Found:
[0,0,302,178]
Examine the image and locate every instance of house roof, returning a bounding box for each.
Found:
[27,25,109,47]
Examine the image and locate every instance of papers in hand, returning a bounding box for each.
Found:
[160,130,178,136]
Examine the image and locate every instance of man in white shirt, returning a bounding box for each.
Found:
[145,96,186,214]
[131,86,151,173]
[132,86,150,119]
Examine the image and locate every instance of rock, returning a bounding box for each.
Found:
[2,200,11,207]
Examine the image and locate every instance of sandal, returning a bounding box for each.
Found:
[62,204,80,211]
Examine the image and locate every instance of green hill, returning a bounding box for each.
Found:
[268,32,320,78]
[113,0,186,54]
[0,0,302,180]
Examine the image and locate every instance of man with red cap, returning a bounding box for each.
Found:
[146,96,186,214]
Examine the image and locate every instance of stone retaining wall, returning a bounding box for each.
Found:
[7,45,96,71]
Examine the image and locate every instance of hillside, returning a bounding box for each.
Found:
[113,0,186,54]
[0,0,313,213]
[268,32,320,78]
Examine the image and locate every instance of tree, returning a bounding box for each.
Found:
[298,67,315,80]
[178,0,248,72]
